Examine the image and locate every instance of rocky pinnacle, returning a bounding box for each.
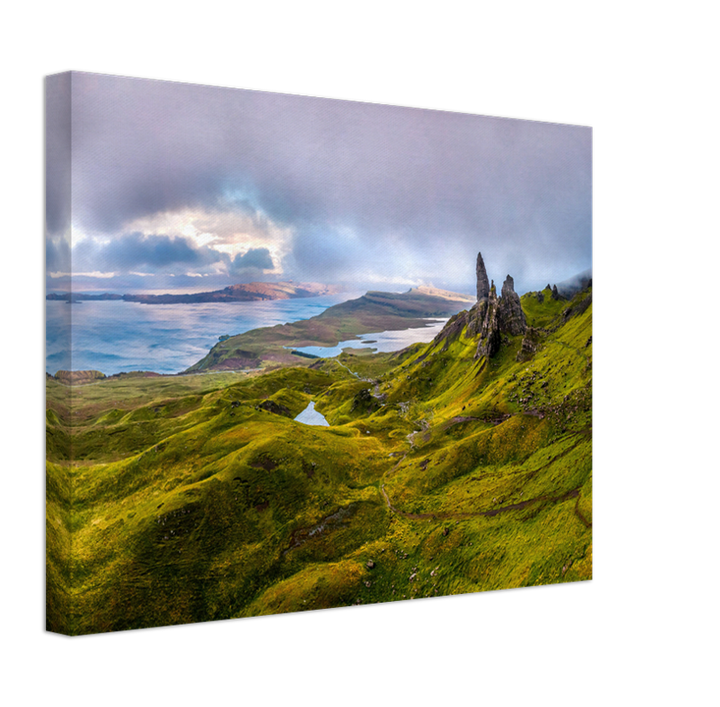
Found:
[449,252,528,360]
[498,275,527,336]
[476,252,490,301]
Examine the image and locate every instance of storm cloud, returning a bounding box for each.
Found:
[231,247,274,272]
[47,72,591,294]
[102,232,220,270]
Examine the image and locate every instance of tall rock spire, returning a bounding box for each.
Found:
[498,275,527,335]
[457,252,527,360]
[476,252,490,301]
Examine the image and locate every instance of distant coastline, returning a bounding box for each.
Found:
[46,280,342,304]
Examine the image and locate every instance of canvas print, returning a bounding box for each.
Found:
[46,72,592,635]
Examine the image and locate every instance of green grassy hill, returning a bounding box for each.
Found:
[46,286,591,635]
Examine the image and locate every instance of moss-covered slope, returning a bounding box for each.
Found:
[46,286,591,635]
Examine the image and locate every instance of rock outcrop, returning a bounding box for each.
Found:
[471,275,526,359]
[517,327,541,362]
[474,283,502,359]
[498,275,527,336]
[476,252,490,302]
[436,252,528,360]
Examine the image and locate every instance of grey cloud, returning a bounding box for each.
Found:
[99,233,222,271]
[57,72,591,293]
[231,247,274,272]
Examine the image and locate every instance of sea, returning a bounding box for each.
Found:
[45,294,447,376]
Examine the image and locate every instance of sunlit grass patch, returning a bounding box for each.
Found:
[240,559,367,616]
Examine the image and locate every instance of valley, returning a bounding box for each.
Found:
[46,274,592,635]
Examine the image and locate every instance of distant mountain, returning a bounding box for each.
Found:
[46,281,343,304]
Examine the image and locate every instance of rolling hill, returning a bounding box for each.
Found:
[46,274,591,635]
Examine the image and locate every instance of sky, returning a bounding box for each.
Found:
[46,72,591,296]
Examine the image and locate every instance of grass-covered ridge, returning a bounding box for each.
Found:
[46,286,591,635]
[186,286,475,373]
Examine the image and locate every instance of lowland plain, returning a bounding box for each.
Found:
[46,281,592,635]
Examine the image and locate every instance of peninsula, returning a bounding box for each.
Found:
[186,285,476,372]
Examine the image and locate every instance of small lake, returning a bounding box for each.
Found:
[290,318,448,358]
[294,401,330,426]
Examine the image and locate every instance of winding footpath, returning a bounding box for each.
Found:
[335,357,592,530]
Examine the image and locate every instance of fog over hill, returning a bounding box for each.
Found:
[555,269,593,298]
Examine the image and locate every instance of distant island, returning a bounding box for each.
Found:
[46,281,343,304]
